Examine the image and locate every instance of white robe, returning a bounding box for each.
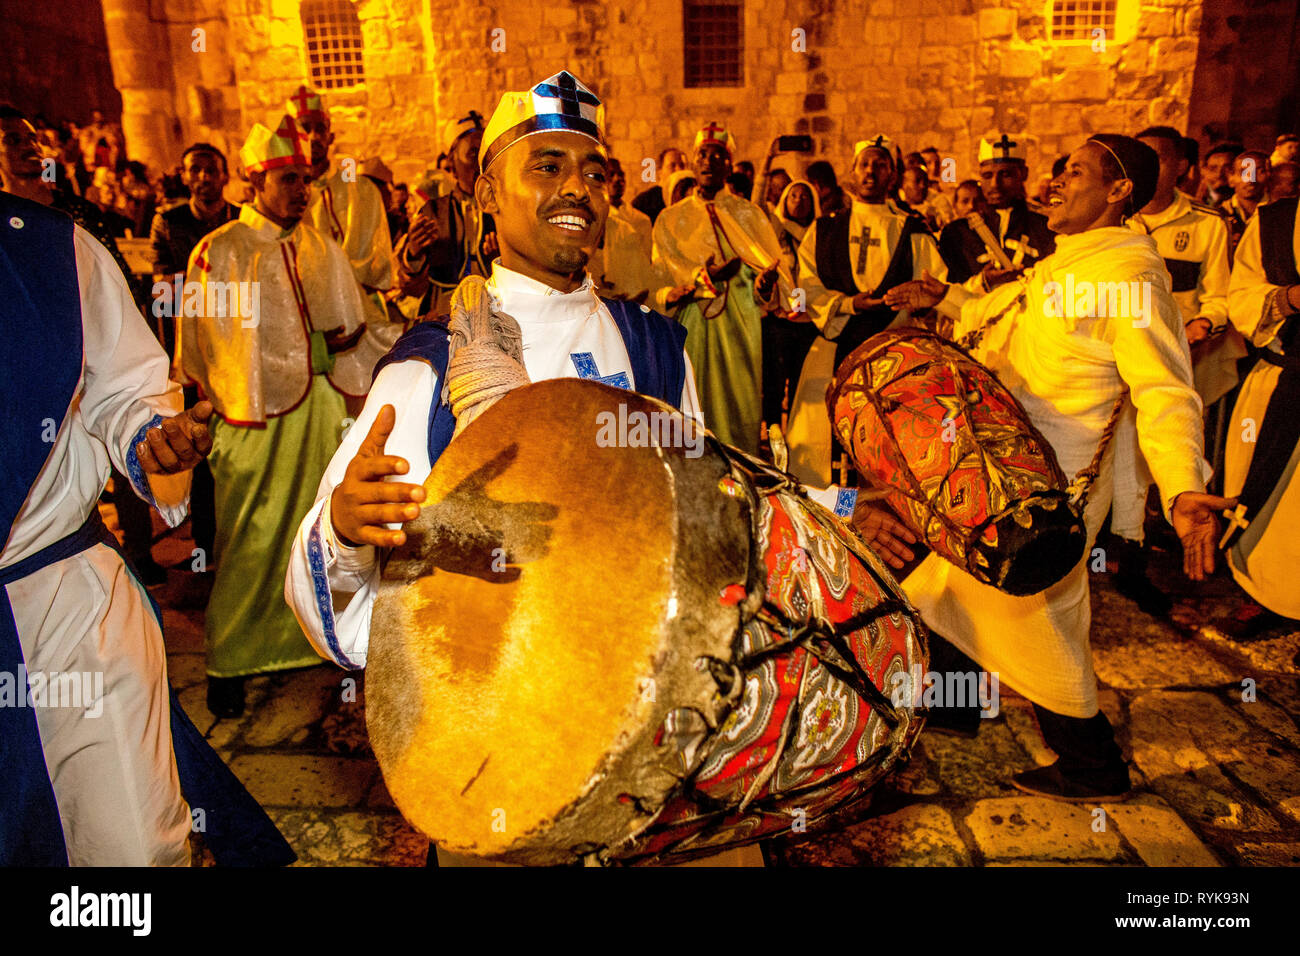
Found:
[785,199,948,485]
[908,227,1207,717]
[308,166,402,357]
[284,262,848,669]
[1224,206,1300,617]
[4,226,192,865]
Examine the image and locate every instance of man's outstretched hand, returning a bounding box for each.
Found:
[137,400,214,474]
[330,404,426,548]
[883,270,948,312]
[1171,491,1235,581]
[850,497,918,570]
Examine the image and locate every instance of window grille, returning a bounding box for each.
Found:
[683,1,744,88]
[1049,0,1117,42]
[302,0,366,90]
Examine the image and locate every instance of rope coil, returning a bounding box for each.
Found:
[440,275,531,435]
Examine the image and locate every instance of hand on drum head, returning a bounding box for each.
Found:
[850,498,917,570]
[330,404,427,549]
[1171,491,1235,582]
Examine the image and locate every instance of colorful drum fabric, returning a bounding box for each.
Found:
[367,378,926,865]
[828,328,1087,596]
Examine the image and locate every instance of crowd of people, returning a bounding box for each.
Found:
[3,69,1300,866]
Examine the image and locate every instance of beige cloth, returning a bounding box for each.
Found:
[1224,206,1300,617]
[308,166,402,370]
[180,204,374,422]
[907,227,1207,716]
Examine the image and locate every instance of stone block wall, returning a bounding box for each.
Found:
[105,0,1232,188]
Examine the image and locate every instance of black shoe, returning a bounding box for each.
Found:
[1114,569,1172,618]
[1011,761,1131,803]
[206,676,246,719]
[131,556,169,589]
[923,708,982,739]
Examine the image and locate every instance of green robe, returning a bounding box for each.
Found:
[653,192,789,456]
[205,375,344,677]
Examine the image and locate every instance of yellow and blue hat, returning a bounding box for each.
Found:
[693,122,735,157]
[286,85,326,123]
[240,115,311,174]
[480,71,604,172]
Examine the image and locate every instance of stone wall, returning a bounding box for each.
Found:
[104,0,1281,189]
[0,0,121,123]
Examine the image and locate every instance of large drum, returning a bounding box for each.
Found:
[828,328,1087,596]
[367,378,926,865]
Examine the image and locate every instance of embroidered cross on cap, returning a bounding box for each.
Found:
[854,134,896,158]
[240,115,311,174]
[480,70,605,173]
[286,85,325,122]
[442,109,486,154]
[978,134,1027,164]
[693,121,735,157]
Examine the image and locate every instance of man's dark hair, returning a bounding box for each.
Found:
[394,182,407,191]
[956,178,981,192]
[726,170,753,199]
[1088,134,1159,215]
[1181,136,1199,167]
[736,160,754,178]
[658,146,683,165]
[1136,126,1182,147]
[903,151,925,168]
[1205,141,1244,164]
[607,156,623,172]
[0,104,28,122]
[806,159,838,190]
[181,142,228,173]
[1051,154,1068,178]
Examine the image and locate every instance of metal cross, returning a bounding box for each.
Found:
[1218,503,1251,549]
[850,226,881,273]
[1006,235,1038,266]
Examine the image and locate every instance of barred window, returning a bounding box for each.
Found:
[1049,0,1117,42]
[683,1,744,88]
[302,0,366,90]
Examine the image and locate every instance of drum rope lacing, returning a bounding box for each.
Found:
[593,436,927,865]
[441,275,532,435]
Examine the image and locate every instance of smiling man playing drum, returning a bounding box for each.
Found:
[283,72,892,865]
[877,134,1235,802]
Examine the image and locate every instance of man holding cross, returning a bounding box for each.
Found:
[938,134,1056,288]
[784,134,947,486]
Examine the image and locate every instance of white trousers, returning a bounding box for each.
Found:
[7,542,191,865]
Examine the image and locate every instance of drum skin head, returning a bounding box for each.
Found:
[367,379,750,864]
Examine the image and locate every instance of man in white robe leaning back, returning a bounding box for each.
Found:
[875,134,1233,801]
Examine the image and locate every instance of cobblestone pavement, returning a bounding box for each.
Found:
[137,511,1300,868]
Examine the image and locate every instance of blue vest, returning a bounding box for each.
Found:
[0,193,293,866]
[373,296,689,466]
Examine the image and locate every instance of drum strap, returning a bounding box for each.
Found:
[956,288,1129,512]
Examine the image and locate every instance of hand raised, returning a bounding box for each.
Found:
[329,404,426,548]
[137,400,214,474]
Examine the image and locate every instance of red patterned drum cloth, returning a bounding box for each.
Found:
[367,379,926,865]
[828,328,1087,596]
